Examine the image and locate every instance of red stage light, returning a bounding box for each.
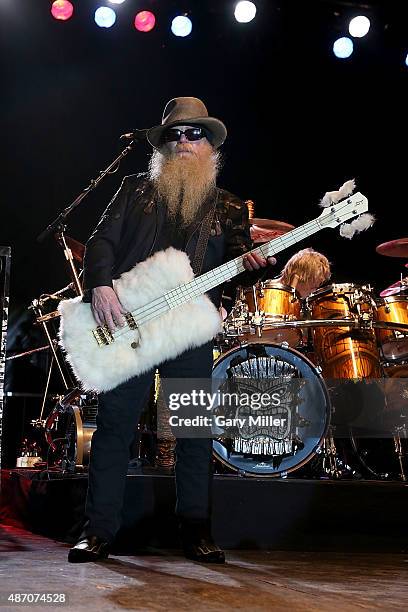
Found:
[51,1,74,21]
[134,11,156,33]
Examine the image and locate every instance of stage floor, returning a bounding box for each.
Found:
[1,525,407,611]
[2,469,408,553]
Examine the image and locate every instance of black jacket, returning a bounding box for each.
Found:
[83,173,254,307]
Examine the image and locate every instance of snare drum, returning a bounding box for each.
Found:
[240,281,303,347]
[308,283,382,378]
[375,296,408,361]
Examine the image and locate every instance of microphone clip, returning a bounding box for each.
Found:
[119,128,148,141]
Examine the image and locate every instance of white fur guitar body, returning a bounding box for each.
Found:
[58,191,371,394]
[58,248,222,393]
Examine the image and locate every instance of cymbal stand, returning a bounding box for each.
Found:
[393,425,407,482]
[28,298,71,433]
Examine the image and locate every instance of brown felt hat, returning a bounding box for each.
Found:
[147,97,227,149]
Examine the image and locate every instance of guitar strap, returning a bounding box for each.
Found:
[190,191,218,276]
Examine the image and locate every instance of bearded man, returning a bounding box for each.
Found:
[68,97,272,565]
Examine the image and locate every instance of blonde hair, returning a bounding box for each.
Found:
[281,248,331,287]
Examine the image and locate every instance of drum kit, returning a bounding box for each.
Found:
[212,225,408,480]
[8,221,408,480]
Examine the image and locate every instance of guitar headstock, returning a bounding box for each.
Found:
[318,192,368,228]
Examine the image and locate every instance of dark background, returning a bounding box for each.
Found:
[1,0,408,395]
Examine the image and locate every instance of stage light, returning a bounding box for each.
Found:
[405,53,408,67]
[135,11,156,33]
[95,7,116,28]
[51,0,74,21]
[333,37,354,59]
[108,0,126,4]
[171,15,192,38]
[348,16,370,38]
[234,1,257,24]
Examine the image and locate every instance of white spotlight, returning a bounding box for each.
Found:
[333,37,354,59]
[171,16,192,38]
[405,53,408,67]
[234,1,257,24]
[95,7,116,28]
[108,0,126,4]
[349,16,370,38]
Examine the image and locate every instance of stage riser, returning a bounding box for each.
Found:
[1,470,407,552]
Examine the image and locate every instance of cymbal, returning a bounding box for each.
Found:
[376,238,408,258]
[249,218,295,244]
[250,218,295,232]
[380,278,408,298]
[65,235,85,265]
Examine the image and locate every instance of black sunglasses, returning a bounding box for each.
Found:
[162,127,206,143]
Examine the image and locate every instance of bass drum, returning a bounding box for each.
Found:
[212,343,331,477]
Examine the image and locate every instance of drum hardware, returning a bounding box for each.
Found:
[307,426,359,480]
[348,431,394,481]
[30,299,70,392]
[44,388,98,472]
[318,430,343,479]
[393,426,407,482]
[226,318,408,332]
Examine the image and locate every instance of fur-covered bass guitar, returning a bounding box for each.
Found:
[58,192,371,392]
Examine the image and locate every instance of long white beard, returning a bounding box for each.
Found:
[148,147,220,226]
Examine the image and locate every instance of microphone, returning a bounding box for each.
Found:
[119,128,148,141]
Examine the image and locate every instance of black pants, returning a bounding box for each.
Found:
[84,342,214,543]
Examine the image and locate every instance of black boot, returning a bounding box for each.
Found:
[179,518,225,564]
[68,535,110,563]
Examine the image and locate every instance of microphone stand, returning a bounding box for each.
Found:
[37,138,138,249]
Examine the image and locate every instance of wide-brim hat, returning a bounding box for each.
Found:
[147,97,227,149]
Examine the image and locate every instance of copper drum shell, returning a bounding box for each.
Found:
[308,284,382,379]
[242,281,303,347]
[375,297,408,361]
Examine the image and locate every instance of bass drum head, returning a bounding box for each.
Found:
[212,343,331,477]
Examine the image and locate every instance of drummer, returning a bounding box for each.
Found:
[276,248,331,299]
[221,247,331,314]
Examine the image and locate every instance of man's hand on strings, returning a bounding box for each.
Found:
[91,286,127,332]
[243,253,277,271]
